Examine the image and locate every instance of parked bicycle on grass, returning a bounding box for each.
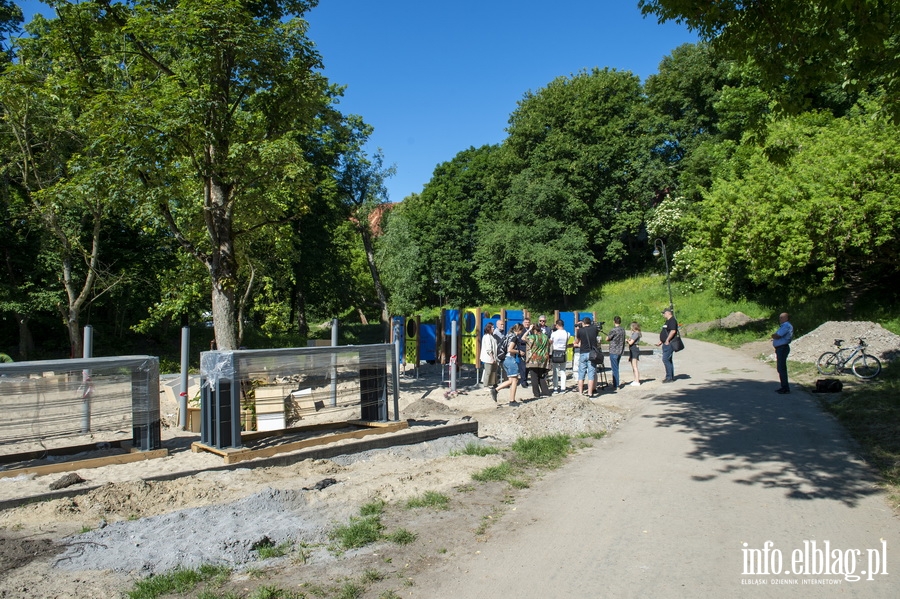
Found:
[816,338,882,379]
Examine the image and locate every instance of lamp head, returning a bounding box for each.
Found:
[652,248,660,257]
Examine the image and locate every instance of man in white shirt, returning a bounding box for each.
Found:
[550,319,570,394]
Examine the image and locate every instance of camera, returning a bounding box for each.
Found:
[597,321,606,328]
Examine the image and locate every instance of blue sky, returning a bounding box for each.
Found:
[17,1,698,202]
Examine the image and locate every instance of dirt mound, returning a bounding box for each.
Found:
[514,395,621,434]
[789,321,900,364]
[403,397,460,418]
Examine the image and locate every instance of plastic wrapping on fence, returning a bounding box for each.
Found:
[199,344,398,450]
[0,356,161,452]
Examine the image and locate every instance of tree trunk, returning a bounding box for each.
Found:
[16,313,34,360]
[205,176,239,351]
[359,225,389,329]
[236,262,255,348]
[295,290,309,337]
[46,205,101,360]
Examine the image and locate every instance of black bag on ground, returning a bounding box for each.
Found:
[814,378,843,393]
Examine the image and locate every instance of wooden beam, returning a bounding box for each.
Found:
[0,449,169,479]
[192,421,410,465]
[0,439,133,465]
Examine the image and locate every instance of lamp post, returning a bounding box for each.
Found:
[433,277,442,309]
[652,239,674,311]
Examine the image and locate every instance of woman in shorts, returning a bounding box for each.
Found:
[627,321,642,386]
[496,323,525,405]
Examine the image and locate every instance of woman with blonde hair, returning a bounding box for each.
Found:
[626,321,642,386]
[496,323,525,405]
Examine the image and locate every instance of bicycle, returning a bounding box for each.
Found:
[816,338,882,379]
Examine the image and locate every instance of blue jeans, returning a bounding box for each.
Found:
[662,343,675,380]
[578,354,596,381]
[609,353,621,387]
[775,344,790,390]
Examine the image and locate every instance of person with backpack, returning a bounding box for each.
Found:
[496,323,526,406]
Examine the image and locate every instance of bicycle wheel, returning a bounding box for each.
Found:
[816,352,840,375]
[852,353,882,379]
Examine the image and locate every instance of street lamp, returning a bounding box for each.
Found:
[433,277,443,309]
[652,239,674,311]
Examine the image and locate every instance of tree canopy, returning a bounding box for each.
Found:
[639,0,899,119]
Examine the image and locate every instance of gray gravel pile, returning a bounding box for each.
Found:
[55,487,330,575]
[55,434,478,575]
[788,321,900,364]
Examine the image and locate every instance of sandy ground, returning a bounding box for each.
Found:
[0,352,662,599]
[3,321,896,599]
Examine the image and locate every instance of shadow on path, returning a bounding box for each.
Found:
[649,379,881,507]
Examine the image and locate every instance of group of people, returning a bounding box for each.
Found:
[479,312,676,406]
[479,308,796,405]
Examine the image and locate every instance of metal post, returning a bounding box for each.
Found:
[179,326,190,430]
[653,239,675,311]
[330,318,338,407]
[81,325,93,433]
[450,319,458,393]
[390,343,399,421]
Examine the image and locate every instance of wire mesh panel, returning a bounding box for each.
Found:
[199,344,399,450]
[0,356,161,453]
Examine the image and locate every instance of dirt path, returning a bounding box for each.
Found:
[409,339,900,597]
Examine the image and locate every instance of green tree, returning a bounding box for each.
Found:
[685,105,900,312]
[376,202,424,314]
[378,145,505,310]
[639,0,897,118]
[337,147,395,330]
[0,10,126,358]
[480,68,661,302]
[52,0,347,350]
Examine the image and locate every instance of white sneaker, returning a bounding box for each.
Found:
[630,381,641,387]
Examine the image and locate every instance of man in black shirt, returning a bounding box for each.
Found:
[656,308,678,382]
[576,316,599,397]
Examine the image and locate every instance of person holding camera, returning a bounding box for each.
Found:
[575,316,600,397]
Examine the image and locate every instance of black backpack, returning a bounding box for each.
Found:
[814,379,843,393]
[495,332,513,361]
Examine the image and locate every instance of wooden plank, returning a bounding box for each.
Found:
[222,421,409,465]
[0,421,479,512]
[190,442,245,458]
[239,420,355,443]
[0,449,168,479]
[0,439,131,465]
